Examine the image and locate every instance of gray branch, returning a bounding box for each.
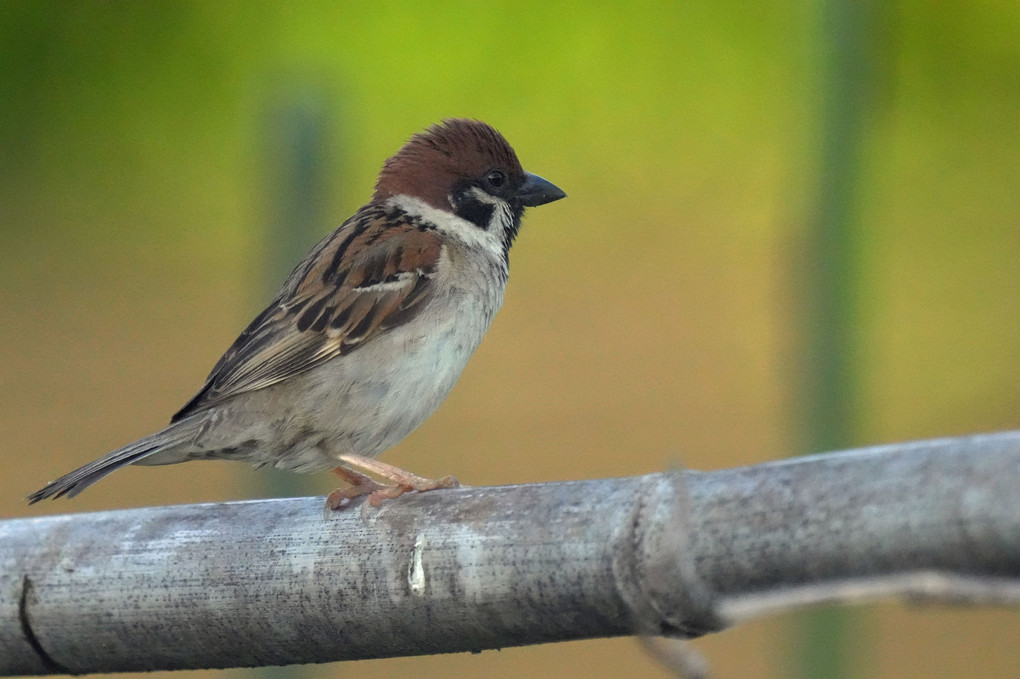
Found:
[2,431,1018,676]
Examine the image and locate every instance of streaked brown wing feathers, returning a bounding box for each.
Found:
[172,214,441,421]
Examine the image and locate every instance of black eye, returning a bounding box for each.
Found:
[485,169,506,189]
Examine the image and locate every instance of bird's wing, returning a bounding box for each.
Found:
[171,208,442,421]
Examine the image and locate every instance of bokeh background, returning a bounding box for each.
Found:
[2,2,1018,678]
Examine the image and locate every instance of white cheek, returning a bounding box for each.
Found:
[392,195,505,258]
[487,201,514,237]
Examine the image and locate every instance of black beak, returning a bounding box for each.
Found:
[517,172,566,207]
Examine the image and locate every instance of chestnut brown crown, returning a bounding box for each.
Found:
[373,119,523,210]
[373,119,563,214]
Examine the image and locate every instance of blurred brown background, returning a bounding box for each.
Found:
[2,2,1018,678]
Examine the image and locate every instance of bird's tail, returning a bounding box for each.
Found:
[27,418,200,503]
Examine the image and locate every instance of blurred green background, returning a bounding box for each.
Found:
[2,2,1018,678]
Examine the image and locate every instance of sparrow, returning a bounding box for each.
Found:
[28,118,565,509]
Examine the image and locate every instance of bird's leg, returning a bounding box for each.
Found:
[335,453,460,507]
[325,465,388,511]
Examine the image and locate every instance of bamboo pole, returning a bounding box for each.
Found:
[2,431,1018,676]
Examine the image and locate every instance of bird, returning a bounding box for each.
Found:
[28,118,565,509]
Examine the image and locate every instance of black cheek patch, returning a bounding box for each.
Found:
[455,198,495,229]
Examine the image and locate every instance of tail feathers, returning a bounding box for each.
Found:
[27,421,198,503]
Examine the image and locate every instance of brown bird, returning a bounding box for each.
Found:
[29,119,565,509]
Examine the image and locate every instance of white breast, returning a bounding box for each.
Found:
[266,236,506,471]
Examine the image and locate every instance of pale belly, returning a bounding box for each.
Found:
[180,294,496,473]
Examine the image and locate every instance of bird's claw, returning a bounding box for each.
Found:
[324,472,460,514]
